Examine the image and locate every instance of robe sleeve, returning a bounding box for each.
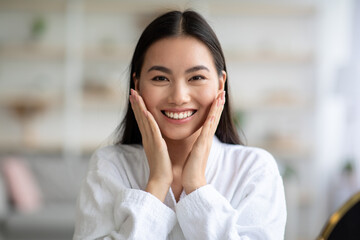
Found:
[176,161,286,240]
[73,152,176,240]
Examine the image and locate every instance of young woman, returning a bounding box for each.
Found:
[74,10,286,240]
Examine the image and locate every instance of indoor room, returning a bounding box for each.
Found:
[0,0,359,239]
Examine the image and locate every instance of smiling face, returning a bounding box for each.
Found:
[134,36,226,142]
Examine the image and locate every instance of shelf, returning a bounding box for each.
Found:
[0,42,313,64]
[0,1,317,19]
[84,45,313,64]
[0,90,61,106]
[208,2,316,16]
[83,0,169,14]
[255,141,312,161]
[237,105,313,115]
[82,0,316,17]
[0,44,65,61]
[0,0,66,12]
[83,45,133,62]
[224,49,314,64]
[0,44,131,62]
[82,91,125,110]
[84,46,314,63]
[0,141,96,156]
[233,97,312,113]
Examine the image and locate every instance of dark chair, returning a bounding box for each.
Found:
[317,191,360,240]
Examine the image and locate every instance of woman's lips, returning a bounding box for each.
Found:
[161,110,196,120]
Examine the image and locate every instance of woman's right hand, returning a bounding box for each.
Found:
[129,89,173,202]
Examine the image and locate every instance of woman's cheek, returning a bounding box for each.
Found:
[198,88,217,109]
[140,89,160,113]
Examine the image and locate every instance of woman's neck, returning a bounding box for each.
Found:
[164,131,200,167]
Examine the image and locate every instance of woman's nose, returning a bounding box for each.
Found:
[168,82,191,105]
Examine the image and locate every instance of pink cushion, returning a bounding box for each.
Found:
[1,157,42,213]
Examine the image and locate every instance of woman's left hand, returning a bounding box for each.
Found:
[182,91,226,194]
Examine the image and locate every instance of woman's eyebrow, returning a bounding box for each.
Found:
[185,65,210,73]
[147,65,210,74]
[147,66,172,74]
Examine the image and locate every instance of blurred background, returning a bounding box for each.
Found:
[0,0,359,239]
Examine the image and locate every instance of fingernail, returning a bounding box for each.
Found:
[132,90,138,102]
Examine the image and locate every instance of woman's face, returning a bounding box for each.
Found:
[134,36,226,141]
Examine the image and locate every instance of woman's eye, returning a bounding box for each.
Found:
[152,76,168,81]
[190,75,205,81]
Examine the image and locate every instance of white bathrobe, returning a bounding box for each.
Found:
[73,137,286,240]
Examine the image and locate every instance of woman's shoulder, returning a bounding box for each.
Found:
[88,144,146,172]
[216,140,279,175]
[223,143,274,161]
[85,144,148,190]
[94,143,143,157]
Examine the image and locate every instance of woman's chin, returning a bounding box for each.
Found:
[161,128,201,142]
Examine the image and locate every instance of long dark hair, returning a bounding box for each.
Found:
[115,10,243,145]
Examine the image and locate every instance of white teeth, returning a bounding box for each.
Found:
[165,111,194,120]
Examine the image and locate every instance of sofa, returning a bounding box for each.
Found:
[0,154,89,240]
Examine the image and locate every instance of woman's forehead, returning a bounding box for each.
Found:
[142,36,217,72]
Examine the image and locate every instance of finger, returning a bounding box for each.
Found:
[206,91,224,133]
[131,90,163,145]
[196,99,218,144]
[202,115,215,141]
[130,90,146,131]
[198,91,225,142]
[212,91,225,135]
[145,109,164,146]
[130,93,143,130]
[133,90,157,137]
[130,89,152,139]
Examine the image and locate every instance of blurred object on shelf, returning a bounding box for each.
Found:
[1,157,42,213]
[83,80,112,97]
[342,159,355,175]
[263,90,307,108]
[261,131,311,160]
[30,16,47,41]
[329,157,360,214]
[5,96,50,148]
[84,44,132,61]
[0,43,65,60]
[7,98,47,120]
[224,47,313,63]
[282,163,298,181]
[82,78,123,109]
[234,88,311,112]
